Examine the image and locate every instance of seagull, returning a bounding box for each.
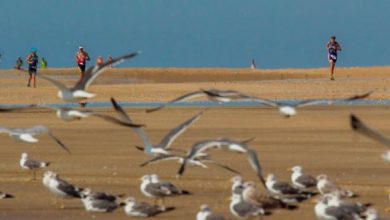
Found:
[326,192,370,216]
[316,174,355,198]
[265,174,312,203]
[108,97,199,155]
[80,188,124,212]
[230,176,245,195]
[288,165,317,189]
[146,88,257,113]
[252,92,372,118]
[37,52,139,102]
[242,181,297,211]
[314,195,363,220]
[140,174,189,210]
[196,204,226,220]
[364,208,390,220]
[0,125,70,154]
[0,104,144,127]
[42,171,83,207]
[123,197,175,217]
[0,192,14,199]
[20,152,50,180]
[350,114,390,162]
[229,193,265,219]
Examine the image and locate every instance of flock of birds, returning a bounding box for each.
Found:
[0,51,389,220]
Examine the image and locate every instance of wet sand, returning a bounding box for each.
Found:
[0,67,389,219]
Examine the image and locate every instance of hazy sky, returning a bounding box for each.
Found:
[0,1,389,68]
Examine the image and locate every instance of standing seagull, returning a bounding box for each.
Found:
[37,52,139,102]
[229,193,265,219]
[196,204,226,220]
[265,174,311,203]
[0,125,70,154]
[316,174,355,198]
[42,171,83,208]
[0,192,14,199]
[288,165,317,189]
[20,152,50,180]
[146,88,257,113]
[140,174,189,210]
[314,195,363,220]
[108,97,200,155]
[251,92,371,118]
[123,197,174,217]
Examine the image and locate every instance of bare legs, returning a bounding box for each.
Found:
[27,74,36,88]
[329,61,335,80]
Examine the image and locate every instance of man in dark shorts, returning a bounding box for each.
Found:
[326,36,342,80]
[26,48,38,88]
[75,46,90,107]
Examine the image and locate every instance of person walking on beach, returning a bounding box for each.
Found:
[107,55,113,68]
[15,57,23,70]
[75,46,90,107]
[326,36,342,80]
[26,48,38,88]
[40,57,47,69]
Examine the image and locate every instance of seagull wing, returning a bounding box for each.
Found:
[157,110,204,150]
[350,114,390,148]
[139,155,182,167]
[47,132,71,154]
[201,158,241,174]
[91,113,145,128]
[251,98,279,107]
[0,104,40,112]
[146,91,206,113]
[36,73,70,92]
[297,91,372,108]
[246,149,266,187]
[72,51,139,91]
[110,97,154,153]
[0,127,10,134]
[25,125,49,135]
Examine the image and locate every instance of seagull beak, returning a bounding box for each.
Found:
[286,167,293,171]
[226,197,232,202]
[385,207,390,213]
[310,198,318,204]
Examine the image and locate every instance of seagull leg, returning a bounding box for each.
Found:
[160,197,166,211]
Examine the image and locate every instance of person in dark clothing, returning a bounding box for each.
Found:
[26,48,38,87]
[326,36,342,81]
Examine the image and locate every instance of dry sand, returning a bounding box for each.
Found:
[0,67,389,219]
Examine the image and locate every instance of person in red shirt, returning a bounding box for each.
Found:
[75,46,90,107]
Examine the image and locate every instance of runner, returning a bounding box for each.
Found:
[326,36,342,81]
[26,48,38,88]
[75,46,90,107]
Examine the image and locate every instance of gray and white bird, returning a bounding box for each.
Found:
[230,176,245,195]
[326,192,369,216]
[288,165,317,189]
[229,193,265,219]
[140,174,189,210]
[20,152,50,180]
[0,104,143,127]
[42,171,83,207]
[252,92,371,118]
[80,188,124,212]
[37,52,139,102]
[146,88,257,113]
[314,195,363,220]
[109,97,200,155]
[196,204,226,220]
[123,197,174,217]
[316,174,355,198]
[265,173,311,203]
[351,114,390,163]
[0,192,14,199]
[0,125,70,154]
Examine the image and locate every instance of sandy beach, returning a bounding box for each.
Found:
[0,67,389,220]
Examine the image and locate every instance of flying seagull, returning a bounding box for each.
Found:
[288,165,317,189]
[0,125,70,154]
[36,52,139,102]
[20,152,50,180]
[109,97,200,155]
[146,88,257,113]
[123,197,175,217]
[196,204,226,220]
[252,92,372,117]
[0,104,143,127]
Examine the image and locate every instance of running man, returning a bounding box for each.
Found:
[75,46,90,107]
[26,48,38,87]
[326,36,342,80]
